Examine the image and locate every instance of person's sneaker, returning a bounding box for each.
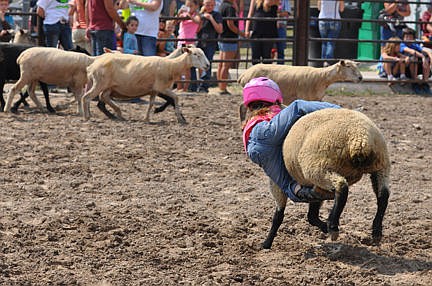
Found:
[400,74,407,80]
[197,87,209,93]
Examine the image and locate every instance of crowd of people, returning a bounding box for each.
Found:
[377,1,432,94]
[3,0,432,94]
[0,0,292,95]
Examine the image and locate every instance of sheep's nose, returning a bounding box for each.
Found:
[358,76,363,81]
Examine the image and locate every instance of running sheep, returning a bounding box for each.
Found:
[4,46,93,114]
[81,47,210,123]
[262,108,390,249]
[238,60,363,104]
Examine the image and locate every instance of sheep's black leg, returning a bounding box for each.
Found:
[96,100,117,119]
[154,93,174,113]
[262,206,285,249]
[307,201,328,233]
[40,82,55,113]
[327,184,349,241]
[11,91,30,113]
[0,80,5,111]
[371,172,390,244]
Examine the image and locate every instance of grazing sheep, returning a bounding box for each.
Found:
[238,60,363,104]
[262,108,390,249]
[0,43,54,113]
[81,47,210,123]
[4,46,94,114]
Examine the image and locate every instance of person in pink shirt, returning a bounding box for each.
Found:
[176,0,201,92]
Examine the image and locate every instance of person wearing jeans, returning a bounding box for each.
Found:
[127,0,163,56]
[37,0,74,49]
[196,0,222,93]
[87,0,126,56]
[317,0,344,67]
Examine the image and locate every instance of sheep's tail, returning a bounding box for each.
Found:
[348,131,377,169]
[154,94,175,113]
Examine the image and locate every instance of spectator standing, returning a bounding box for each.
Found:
[70,0,92,53]
[196,0,222,93]
[176,0,200,92]
[245,0,279,65]
[37,0,74,49]
[86,0,126,56]
[126,0,163,56]
[377,36,409,82]
[217,0,245,95]
[276,0,290,65]
[0,0,13,42]
[380,0,410,46]
[317,0,344,67]
[122,15,138,54]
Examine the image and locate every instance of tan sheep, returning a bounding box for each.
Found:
[262,108,390,249]
[4,47,94,114]
[238,60,363,104]
[81,47,210,123]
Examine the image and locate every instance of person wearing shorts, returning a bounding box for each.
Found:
[217,0,245,95]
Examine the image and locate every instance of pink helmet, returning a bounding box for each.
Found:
[243,77,283,107]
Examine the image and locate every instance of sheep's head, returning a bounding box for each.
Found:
[12,28,33,45]
[336,60,363,83]
[184,47,210,71]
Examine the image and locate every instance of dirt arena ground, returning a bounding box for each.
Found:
[0,87,431,285]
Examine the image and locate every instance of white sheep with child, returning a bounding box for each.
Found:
[262,108,390,249]
[81,46,210,123]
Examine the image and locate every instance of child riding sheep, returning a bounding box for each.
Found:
[242,77,340,202]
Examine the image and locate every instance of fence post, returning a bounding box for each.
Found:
[294,0,310,66]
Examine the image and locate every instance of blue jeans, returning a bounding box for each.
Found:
[43,22,73,50]
[247,100,341,202]
[318,20,341,60]
[198,44,217,91]
[277,26,287,65]
[136,35,157,56]
[90,30,115,56]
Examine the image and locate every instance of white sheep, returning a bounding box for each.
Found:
[81,47,210,123]
[238,60,363,104]
[4,47,93,114]
[261,108,390,249]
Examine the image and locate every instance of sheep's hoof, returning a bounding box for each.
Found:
[10,107,19,114]
[47,107,56,114]
[261,240,272,250]
[330,231,339,241]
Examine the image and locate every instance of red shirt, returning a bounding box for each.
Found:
[88,0,115,31]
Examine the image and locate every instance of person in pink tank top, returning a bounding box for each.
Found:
[175,0,201,92]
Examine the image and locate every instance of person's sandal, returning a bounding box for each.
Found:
[219,90,231,95]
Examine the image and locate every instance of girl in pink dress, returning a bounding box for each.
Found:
[176,0,201,92]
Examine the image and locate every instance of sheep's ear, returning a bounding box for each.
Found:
[182,47,192,54]
[239,103,247,125]
[103,47,113,53]
[340,60,346,66]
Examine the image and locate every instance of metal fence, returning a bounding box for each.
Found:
[8,0,432,85]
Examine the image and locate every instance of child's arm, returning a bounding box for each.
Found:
[123,35,137,54]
